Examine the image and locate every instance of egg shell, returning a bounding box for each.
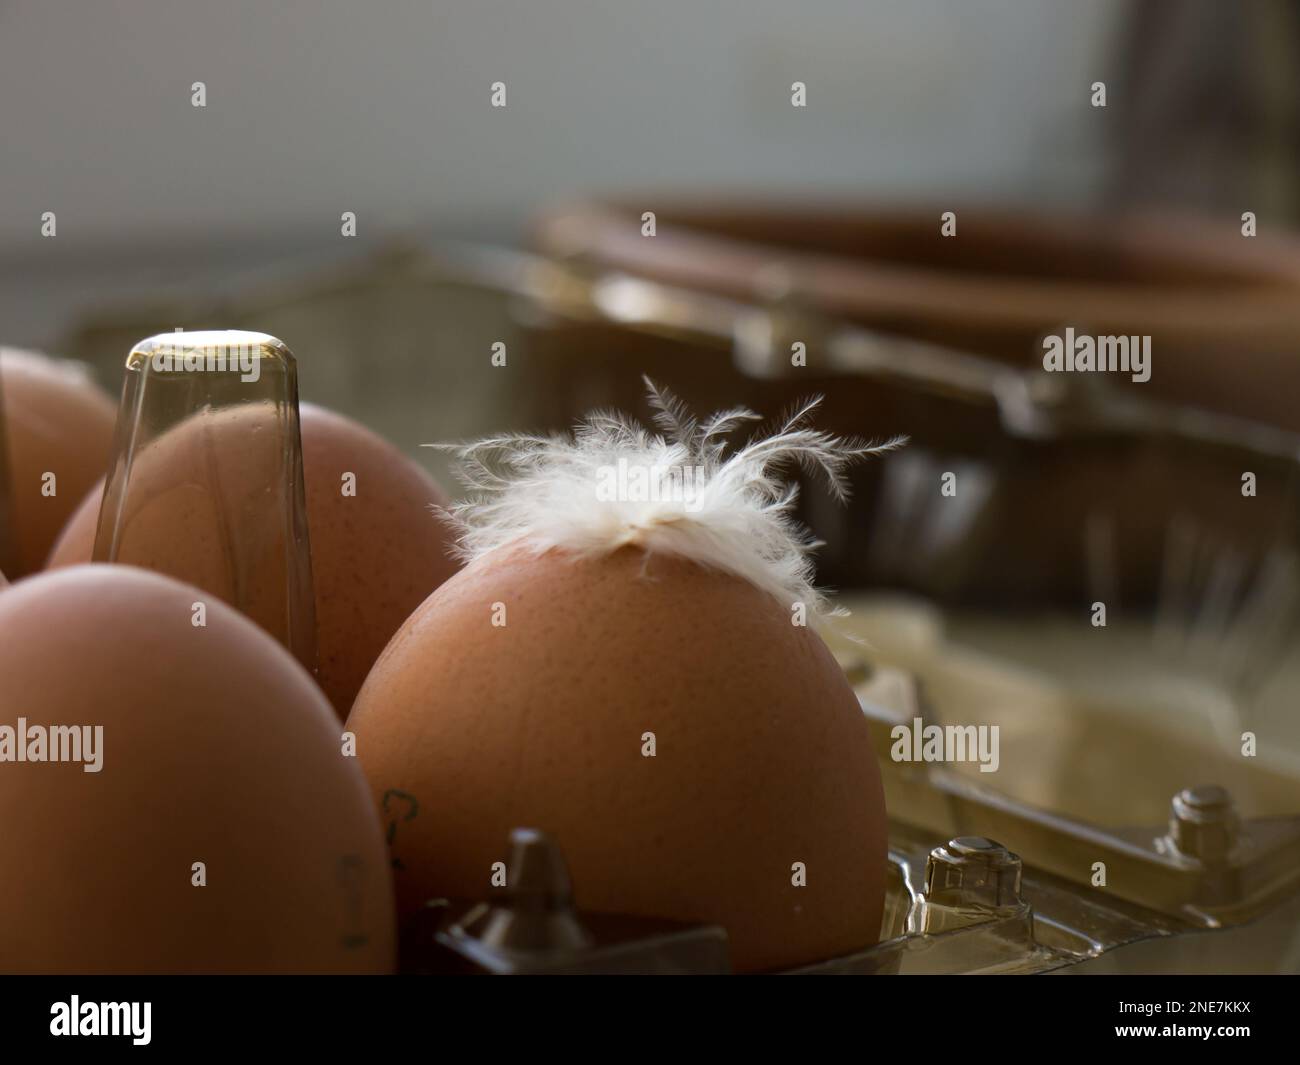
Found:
[0,348,116,576]
[0,565,395,973]
[44,483,99,565]
[347,546,887,973]
[46,403,460,718]
[298,404,460,718]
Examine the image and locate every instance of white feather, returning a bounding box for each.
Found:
[428,379,906,620]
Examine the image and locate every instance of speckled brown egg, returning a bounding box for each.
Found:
[43,484,99,567]
[47,403,459,718]
[0,565,395,973]
[0,347,116,576]
[347,546,887,973]
[298,403,460,718]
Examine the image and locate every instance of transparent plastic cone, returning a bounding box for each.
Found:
[93,330,316,671]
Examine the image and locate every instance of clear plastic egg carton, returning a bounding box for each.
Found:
[797,828,1163,976]
[809,665,1299,975]
[804,819,1298,975]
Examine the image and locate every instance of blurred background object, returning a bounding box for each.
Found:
[0,0,1131,356]
[4,0,1300,432]
[1107,0,1300,217]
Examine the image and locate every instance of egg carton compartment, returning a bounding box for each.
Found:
[793,826,1176,976]
[830,605,1300,829]
[854,661,1300,923]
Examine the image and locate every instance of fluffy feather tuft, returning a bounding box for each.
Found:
[429,379,906,619]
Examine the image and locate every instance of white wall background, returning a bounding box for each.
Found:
[0,0,1122,348]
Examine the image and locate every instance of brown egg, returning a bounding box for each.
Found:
[347,546,887,973]
[43,482,100,568]
[47,403,459,718]
[0,347,116,576]
[298,403,460,717]
[0,565,395,973]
